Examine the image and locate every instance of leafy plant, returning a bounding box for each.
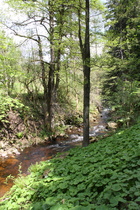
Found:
[0,95,30,123]
[64,114,83,126]
[16,132,24,139]
[0,30,22,96]
[1,122,140,209]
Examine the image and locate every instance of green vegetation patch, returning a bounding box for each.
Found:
[1,123,140,209]
[0,95,30,123]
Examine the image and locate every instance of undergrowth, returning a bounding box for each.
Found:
[1,123,140,209]
[0,95,30,123]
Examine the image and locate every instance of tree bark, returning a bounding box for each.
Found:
[37,35,49,126]
[47,0,55,132]
[78,0,90,146]
[82,0,90,146]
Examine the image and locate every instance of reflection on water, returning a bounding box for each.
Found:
[0,108,110,198]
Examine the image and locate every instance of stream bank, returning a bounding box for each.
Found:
[0,108,112,198]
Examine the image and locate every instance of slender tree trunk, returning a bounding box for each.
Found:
[54,7,63,97]
[78,0,90,146]
[82,0,90,146]
[47,2,64,132]
[47,62,55,132]
[37,35,49,126]
[55,48,61,92]
[47,0,55,132]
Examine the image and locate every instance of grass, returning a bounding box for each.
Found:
[0,123,140,209]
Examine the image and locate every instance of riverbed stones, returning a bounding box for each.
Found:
[107,121,117,129]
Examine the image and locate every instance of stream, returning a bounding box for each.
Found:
[0,108,110,198]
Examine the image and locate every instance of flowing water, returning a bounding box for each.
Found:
[0,108,110,198]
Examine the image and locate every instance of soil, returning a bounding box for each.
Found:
[0,110,45,158]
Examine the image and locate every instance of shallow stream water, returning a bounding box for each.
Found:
[0,108,110,198]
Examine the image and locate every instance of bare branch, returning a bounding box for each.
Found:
[2,23,39,43]
[40,22,50,35]
[30,59,50,66]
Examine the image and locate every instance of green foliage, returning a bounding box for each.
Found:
[64,114,83,126]
[39,128,53,139]
[102,0,140,125]
[1,122,140,209]
[0,30,22,95]
[0,95,30,123]
[16,132,24,139]
[103,79,140,127]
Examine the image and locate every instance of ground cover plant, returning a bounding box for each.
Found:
[0,123,140,209]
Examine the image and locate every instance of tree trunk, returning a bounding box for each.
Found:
[78,0,90,146]
[47,0,55,132]
[37,35,49,127]
[83,0,91,146]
